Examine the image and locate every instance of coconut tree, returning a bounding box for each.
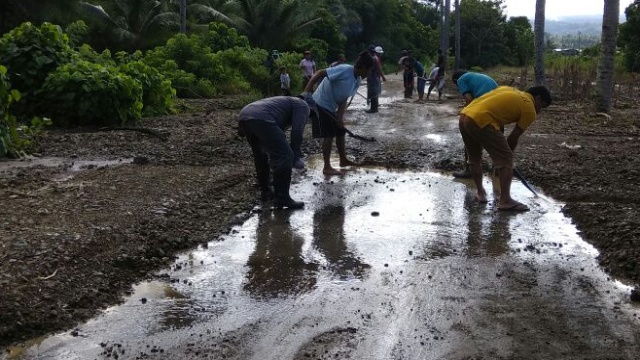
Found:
[186,0,237,28]
[443,0,451,64]
[229,0,321,50]
[0,0,83,33]
[534,0,546,85]
[79,0,179,51]
[595,0,620,113]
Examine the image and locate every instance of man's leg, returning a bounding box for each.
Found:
[459,115,488,203]
[426,81,435,99]
[366,97,378,113]
[322,137,342,175]
[247,120,303,209]
[336,134,357,167]
[240,122,273,200]
[453,147,472,178]
[478,125,529,211]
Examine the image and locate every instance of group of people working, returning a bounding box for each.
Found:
[237,50,551,213]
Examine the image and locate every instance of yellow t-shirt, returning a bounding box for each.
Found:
[461,86,537,131]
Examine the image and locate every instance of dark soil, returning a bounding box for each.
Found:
[1,96,639,349]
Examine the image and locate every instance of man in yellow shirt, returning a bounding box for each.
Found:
[459,85,552,211]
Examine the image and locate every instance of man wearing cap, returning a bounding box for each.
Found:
[459,85,552,211]
[451,69,499,178]
[237,95,317,209]
[299,51,317,89]
[366,45,387,113]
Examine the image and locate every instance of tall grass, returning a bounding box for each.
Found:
[486,54,639,107]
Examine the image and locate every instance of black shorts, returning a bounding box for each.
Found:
[312,106,346,139]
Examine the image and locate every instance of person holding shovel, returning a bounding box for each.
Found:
[238,95,318,209]
[302,50,376,176]
[451,69,499,178]
[365,45,387,113]
[459,85,551,211]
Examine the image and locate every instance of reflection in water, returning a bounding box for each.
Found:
[244,209,318,298]
[312,182,371,280]
[463,193,511,257]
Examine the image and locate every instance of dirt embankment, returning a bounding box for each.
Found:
[1,97,639,349]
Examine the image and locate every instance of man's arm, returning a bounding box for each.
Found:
[378,62,387,82]
[462,93,474,106]
[303,69,327,93]
[506,125,525,151]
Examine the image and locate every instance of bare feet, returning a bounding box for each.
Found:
[323,167,344,176]
[339,159,359,167]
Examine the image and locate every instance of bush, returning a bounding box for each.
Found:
[0,22,72,115]
[119,60,176,116]
[0,65,49,158]
[40,61,143,126]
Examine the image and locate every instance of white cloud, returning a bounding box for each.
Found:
[502,0,635,20]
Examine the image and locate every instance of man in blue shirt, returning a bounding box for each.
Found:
[451,70,499,178]
[303,51,375,175]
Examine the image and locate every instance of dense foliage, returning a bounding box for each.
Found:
[619,0,640,72]
[0,65,50,158]
[0,23,72,115]
[40,60,143,126]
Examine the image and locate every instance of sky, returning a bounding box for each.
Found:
[502,0,635,20]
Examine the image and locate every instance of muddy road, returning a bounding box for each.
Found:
[4,76,640,359]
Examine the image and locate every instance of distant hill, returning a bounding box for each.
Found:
[544,14,627,36]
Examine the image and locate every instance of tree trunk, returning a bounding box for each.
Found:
[443,0,451,66]
[454,0,460,70]
[534,0,546,85]
[179,0,187,34]
[596,0,620,113]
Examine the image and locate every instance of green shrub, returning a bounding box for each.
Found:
[119,60,176,116]
[40,60,143,126]
[0,65,49,158]
[201,23,250,52]
[0,22,72,114]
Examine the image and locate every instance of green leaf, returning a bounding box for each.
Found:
[10,89,21,101]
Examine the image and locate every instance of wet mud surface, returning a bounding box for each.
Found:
[1,75,640,356]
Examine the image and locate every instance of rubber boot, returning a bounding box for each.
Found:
[260,186,274,201]
[273,170,304,209]
[255,157,273,201]
[365,97,378,113]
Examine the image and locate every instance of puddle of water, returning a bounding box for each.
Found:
[8,165,638,360]
[0,157,133,180]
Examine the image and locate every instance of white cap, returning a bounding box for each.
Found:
[374,46,384,54]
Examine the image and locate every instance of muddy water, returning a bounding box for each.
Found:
[5,76,640,359]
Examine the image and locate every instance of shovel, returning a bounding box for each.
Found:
[513,167,539,197]
[323,108,376,142]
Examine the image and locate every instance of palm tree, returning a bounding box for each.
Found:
[0,0,82,33]
[79,0,179,51]
[534,0,546,85]
[596,0,620,113]
[229,0,321,49]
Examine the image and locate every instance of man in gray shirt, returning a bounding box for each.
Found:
[238,96,316,209]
